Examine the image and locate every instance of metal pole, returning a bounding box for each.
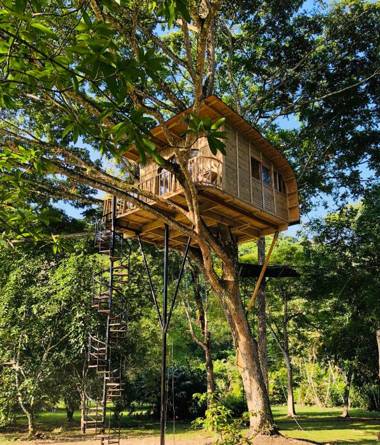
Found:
[160,224,169,445]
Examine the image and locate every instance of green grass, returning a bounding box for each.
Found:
[0,406,378,444]
[272,406,380,444]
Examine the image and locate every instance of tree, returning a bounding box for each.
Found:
[303,186,380,416]
[1,0,379,434]
[217,0,380,208]
[0,241,98,435]
[183,262,216,397]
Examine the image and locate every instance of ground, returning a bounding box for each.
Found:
[0,407,378,445]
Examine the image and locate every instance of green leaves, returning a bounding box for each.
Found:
[186,114,226,155]
[159,0,191,28]
[30,21,56,36]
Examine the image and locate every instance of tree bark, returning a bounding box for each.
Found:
[25,411,35,437]
[197,227,276,434]
[185,264,216,396]
[283,297,296,417]
[341,371,352,418]
[257,237,268,389]
[80,389,86,434]
[269,294,297,418]
[204,339,216,395]
[284,353,296,417]
[225,279,275,433]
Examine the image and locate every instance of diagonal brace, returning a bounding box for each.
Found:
[138,234,163,329]
[165,236,191,332]
[247,231,279,310]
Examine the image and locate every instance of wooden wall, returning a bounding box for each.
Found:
[222,125,290,223]
[138,125,292,224]
[223,124,238,196]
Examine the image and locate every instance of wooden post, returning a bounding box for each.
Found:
[247,231,279,310]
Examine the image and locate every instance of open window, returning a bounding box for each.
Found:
[274,171,286,193]
[251,157,261,180]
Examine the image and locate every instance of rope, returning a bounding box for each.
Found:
[292,414,304,431]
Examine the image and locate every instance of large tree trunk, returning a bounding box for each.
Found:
[199,228,276,434]
[257,237,268,389]
[223,274,275,434]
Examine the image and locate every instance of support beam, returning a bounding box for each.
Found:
[247,231,279,310]
[160,225,169,445]
[139,227,190,445]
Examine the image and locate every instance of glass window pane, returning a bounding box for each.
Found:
[262,166,272,186]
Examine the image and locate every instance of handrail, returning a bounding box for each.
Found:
[107,156,223,215]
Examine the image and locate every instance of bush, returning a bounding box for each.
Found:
[166,366,207,419]
[193,398,249,445]
[351,383,380,410]
[128,365,206,419]
[214,358,247,416]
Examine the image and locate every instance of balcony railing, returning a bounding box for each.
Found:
[104,156,222,217]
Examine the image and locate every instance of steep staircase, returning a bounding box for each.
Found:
[83,201,129,445]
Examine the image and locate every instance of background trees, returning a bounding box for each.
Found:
[0,240,98,434]
[0,0,379,438]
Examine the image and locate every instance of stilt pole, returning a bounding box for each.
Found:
[138,226,190,445]
[160,224,169,445]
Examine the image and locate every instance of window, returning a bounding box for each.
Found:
[251,157,261,180]
[278,174,286,193]
[274,171,286,193]
[262,165,272,187]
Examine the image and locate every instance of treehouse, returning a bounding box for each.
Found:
[103,96,300,248]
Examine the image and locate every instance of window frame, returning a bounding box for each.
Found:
[250,156,261,181]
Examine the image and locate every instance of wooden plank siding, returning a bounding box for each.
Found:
[237,135,251,203]
[222,124,238,196]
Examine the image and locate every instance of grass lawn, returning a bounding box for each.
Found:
[0,406,378,445]
[272,406,380,444]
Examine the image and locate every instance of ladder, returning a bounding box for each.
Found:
[83,198,129,445]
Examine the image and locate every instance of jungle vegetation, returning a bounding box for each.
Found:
[0,0,379,441]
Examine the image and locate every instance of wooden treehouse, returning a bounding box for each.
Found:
[103,96,300,248]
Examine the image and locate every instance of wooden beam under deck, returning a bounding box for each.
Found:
[114,185,287,248]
